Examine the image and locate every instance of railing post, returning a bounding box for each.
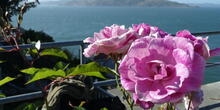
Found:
[80,44,86,64]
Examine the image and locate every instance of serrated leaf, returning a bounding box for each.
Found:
[26,69,65,84]
[40,49,68,60]
[0,77,16,86]
[21,68,39,75]
[67,62,113,79]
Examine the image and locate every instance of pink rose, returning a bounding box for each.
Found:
[133,93,154,109]
[132,23,168,38]
[176,30,210,59]
[119,36,205,108]
[83,24,139,57]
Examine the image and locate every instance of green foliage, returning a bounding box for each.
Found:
[16,103,37,110]
[0,0,39,21]
[22,68,65,84]
[0,93,6,98]
[0,60,6,63]
[67,62,114,79]
[21,68,40,75]
[21,29,54,44]
[15,100,43,110]
[73,106,86,110]
[40,49,69,60]
[54,61,70,70]
[54,61,65,70]
[0,48,5,52]
[0,77,16,86]
[100,107,108,110]
[21,62,113,84]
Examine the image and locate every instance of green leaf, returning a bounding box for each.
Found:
[21,68,40,75]
[26,68,65,84]
[15,101,43,110]
[40,49,68,60]
[73,106,86,110]
[0,48,5,52]
[16,103,36,110]
[67,62,113,79]
[54,61,65,70]
[30,49,38,54]
[0,93,6,98]
[0,60,6,63]
[54,62,70,72]
[0,77,16,86]
[100,107,108,110]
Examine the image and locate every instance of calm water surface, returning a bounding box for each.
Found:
[18,6,220,84]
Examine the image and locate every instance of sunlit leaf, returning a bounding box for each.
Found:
[0,60,6,63]
[0,93,6,98]
[100,107,108,110]
[40,49,68,60]
[67,62,113,79]
[26,68,65,84]
[0,77,15,86]
[0,48,5,52]
[21,68,39,75]
[31,49,38,54]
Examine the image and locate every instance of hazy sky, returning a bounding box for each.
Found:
[169,0,220,4]
[41,0,220,4]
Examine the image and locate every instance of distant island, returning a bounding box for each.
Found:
[44,0,191,7]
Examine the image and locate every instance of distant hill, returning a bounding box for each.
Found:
[45,0,191,7]
[190,3,220,7]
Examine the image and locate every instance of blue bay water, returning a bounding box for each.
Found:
[19,6,220,84]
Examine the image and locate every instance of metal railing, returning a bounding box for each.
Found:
[0,40,116,105]
[0,40,86,64]
[0,30,220,105]
[0,79,117,104]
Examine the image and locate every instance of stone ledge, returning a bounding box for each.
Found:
[108,81,220,110]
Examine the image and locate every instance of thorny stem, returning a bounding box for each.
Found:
[12,37,19,49]
[114,61,134,110]
[187,93,192,110]
[166,103,175,110]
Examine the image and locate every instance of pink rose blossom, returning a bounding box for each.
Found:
[83,24,139,57]
[132,23,168,38]
[176,30,210,59]
[119,36,205,109]
[133,93,154,109]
